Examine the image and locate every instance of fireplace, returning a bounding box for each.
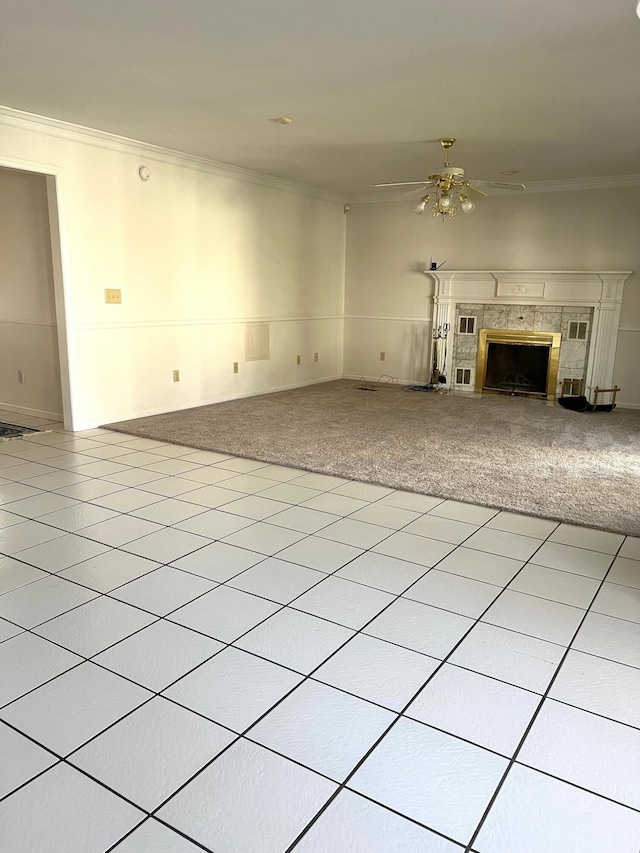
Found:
[427,271,631,402]
[475,329,561,400]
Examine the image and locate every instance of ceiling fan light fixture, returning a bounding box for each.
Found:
[376,138,525,223]
[460,195,475,214]
[433,194,457,218]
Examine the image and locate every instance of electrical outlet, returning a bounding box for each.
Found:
[380,351,386,361]
[17,369,24,384]
[296,355,301,365]
[104,288,122,304]
[233,362,239,374]
[314,352,319,362]
[173,370,180,382]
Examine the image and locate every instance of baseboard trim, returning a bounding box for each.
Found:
[0,402,62,420]
[616,401,640,410]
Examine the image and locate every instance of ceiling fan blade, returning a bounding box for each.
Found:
[372,180,436,187]
[461,185,487,201]
[470,180,526,191]
[393,186,435,199]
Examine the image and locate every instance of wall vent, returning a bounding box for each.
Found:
[458,316,476,335]
[568,321,588,341]
[456,367,472,385]
[245,323,270,361]
[561,377,584,397]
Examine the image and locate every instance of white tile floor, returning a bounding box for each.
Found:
[1,412,640,852]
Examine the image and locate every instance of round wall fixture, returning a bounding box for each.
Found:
[138,165,151,181]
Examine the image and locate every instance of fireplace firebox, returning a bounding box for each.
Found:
[475,329,561,400]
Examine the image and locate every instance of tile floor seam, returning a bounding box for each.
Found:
[58,558,165,590]
[462,536,627,853]
[1,663,244,824]
[137,532,461,824]
[0,581,165,635]
[105,815,214,853]
[1,497,542,717]
[569,646,640,673]
[280,521,553,851]
[512,758,640,814]
[482,584,590,611]
[339,786,470,849]
[0,731,63,804]
[4,474,425,557]
[0,629,247,756]
[3,426,639,853]
[0,629,155,712]
[443,657,559,696]
[0,480,558,571]
[101,532,431,719]
[588,606,640,627]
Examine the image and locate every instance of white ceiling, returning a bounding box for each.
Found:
[2,0,640,196]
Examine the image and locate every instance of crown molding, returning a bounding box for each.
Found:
[0,105,345,203]
[347,174,640,204]
[3,105,638,203]
[509,175,640,194]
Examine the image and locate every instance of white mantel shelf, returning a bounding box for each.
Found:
[425,270,633,398]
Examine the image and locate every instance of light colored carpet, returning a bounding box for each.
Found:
[104,380,640,536]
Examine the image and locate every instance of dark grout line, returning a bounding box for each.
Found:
[463,536,628,853]
[0,531,375,771]
[0,756,66,807]
[88,511,521,846]
[2,433,638,851]
[105,814,216,853]
[511,758,640,812]
[341,787,469,849]
[131,530,448,822]
[280,518,553,851]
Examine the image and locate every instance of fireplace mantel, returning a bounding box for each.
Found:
[425,270,633,398]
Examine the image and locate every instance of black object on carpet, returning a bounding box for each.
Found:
[558,396,615,413]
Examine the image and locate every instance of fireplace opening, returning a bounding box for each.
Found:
[485,342,550,396]
[475,329,561,400]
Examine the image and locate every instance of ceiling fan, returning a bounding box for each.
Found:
[372,138,525,218]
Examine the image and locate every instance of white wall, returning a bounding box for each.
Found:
[0,166,63,418]
[1,109,637,427]
[0,113,346,429]
[344,188,640,406]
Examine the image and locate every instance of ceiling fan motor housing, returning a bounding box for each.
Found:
[441,167,465,179]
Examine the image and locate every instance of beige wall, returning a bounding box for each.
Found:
[344,188,640,405]
[0,167,63,417]
[0,116,347,428]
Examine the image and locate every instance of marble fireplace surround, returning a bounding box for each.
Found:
[427,271,632,399]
